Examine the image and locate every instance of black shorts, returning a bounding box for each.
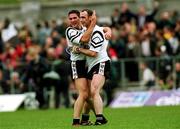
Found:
[71,60,87,79]
[87,60,111,80]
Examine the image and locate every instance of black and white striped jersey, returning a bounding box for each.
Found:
[65,26,86,61]
[86,25,110,72]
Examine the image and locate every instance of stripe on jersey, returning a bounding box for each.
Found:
[71,32,82,42]
[66,27,79,42]
[66,27,75,39]
[98,62,105,75]
[91,31,104,48]
[71,61,78,79]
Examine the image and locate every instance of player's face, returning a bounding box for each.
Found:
[68,13,80,28]
[80,11,91,27]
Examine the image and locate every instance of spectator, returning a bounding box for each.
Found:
[158,49,173,90]
[0,31,3,54]
[18,24,33,48]
[157,11,174,29]
[140,62,156,89]
[110,8,120,28]
[118,2,135,25]
[135,3,158,29]
[146,22,157,57]
[44,47,71,108]
[140,31,152,57]
[22,45,50,109]
[9,71,23,94]
[155,30,170,57]
[0,68,10,94]
[1,18,19,48]
[51,29,61,47]
[126,34,140,58]
[109,27,126,59]
[175,19,180,41]
[36,20,52,46]
[163,26,180,55]
[125,34,140,81]
[0,62,11,94]
[175,62,180,89]
[54,17,69,38]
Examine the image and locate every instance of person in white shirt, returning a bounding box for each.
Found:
[65,9,96,126]
[72,9,111,125]
[140,62,155,89]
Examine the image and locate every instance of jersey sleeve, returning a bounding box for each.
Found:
[66,27,83,44]
[89,30,104,52]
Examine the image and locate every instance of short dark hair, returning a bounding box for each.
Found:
[68,10,80,17]
[81,9,93,16]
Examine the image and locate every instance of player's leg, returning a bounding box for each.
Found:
[80,101,94,125]
[82,80,92,114]
[71,60,89,125]
[80,80,94,125]
[91,74,105,114]
[73,78,88,125]
[89,61,110,125]
[90,74,108,125]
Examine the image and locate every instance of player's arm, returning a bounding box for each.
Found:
[72,46,97,57]
[103,27,112,40]
[79,47,97,57]
[80,10,97,43]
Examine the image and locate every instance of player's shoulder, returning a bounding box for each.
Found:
[91,26,104,48]
[65,27,79,38]
[92,25,104,39]
[94,25,103,31]
[66,27,76,33]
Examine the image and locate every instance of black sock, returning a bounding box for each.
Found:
[96,114,103,117]
[94,114,108,125]
[96,114,107,121]
[73,119,80,125]
[81,114,89,121]
[96,114,103,121]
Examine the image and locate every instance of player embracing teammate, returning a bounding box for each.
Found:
[65,9,111,126]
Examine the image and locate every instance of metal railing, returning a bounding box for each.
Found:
[1,55,180,94]
[111,55,180,89]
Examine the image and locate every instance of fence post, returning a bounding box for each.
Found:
[120,60,126,88]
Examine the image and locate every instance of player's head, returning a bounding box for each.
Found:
[80,9,93,27]
[68,10,81,28]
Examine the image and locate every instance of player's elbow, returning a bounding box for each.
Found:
[80,36,90,43]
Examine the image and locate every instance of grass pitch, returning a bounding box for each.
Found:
[0,106,180,129]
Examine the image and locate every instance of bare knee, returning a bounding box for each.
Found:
[79,91,89,100]
[91,83,99,98]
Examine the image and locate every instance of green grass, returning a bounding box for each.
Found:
[0,106,180,129]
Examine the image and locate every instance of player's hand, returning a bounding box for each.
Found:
[104,29,112,40]
[103,27,112,40]
[90,10,97,26]
[72,45,80,54]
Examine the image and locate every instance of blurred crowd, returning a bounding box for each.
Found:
[0,17,71,108]
[0,1,180,108]
[109,2,180,90]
